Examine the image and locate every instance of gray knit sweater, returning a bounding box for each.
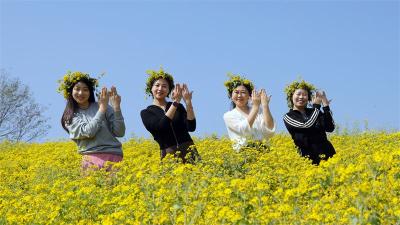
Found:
[66,102,125,156]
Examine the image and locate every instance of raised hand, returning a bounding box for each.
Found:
[260,89,271,107]
[260,89,274,130]
[312,90,323,105]
[172,83,182,103]
[251,89,261,107]
[182,83,193,105]
[319,90,331,106]
[109,86,121,111]
[98,87,109,113]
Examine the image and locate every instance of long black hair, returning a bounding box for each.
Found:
[61,79,96,132]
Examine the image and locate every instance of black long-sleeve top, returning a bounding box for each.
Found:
[140,102,196,150]
[283,104,336,163]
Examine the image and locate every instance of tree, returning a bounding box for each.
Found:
[0,70,50,142]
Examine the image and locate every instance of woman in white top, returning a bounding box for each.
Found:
[223,74,275,151]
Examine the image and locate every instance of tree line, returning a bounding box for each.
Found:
[0,70,49,142]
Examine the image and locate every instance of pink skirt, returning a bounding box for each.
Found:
[82,153,123,171]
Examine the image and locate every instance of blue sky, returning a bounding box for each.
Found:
[1,0,399,141]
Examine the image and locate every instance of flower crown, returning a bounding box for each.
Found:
[224,73,254,97]
[145,67,174,97]
[57,71,99,99]
[284,78,316,108]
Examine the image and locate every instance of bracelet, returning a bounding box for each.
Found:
[172,101,179,107]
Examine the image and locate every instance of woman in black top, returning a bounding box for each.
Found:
[283,80,335,165]
[140,68,200,163]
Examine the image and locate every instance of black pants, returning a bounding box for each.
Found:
[300,141,336,165]
[161,141,201,163]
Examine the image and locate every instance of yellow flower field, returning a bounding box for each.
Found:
[1,132,399,224]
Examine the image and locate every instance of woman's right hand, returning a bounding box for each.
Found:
[98,87,109,113]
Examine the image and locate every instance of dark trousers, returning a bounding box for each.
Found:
[300,141,336,165]
[161,141,201,163]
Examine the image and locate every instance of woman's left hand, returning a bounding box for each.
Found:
[320,90,331,106]
[260,89,271,107]
[182,84,193,105]
[312,91,323,105]
[251,89,261,107]
[172,84,183,103]
[109,86,121,111]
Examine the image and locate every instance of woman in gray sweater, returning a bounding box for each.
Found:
[59,71,125,171]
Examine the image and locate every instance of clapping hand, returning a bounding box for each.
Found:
[319,90,331,106]
[260,89,271,107]
[312,90,323,105]
[251,89,261,107]
[109,86,121,111]
[172,83,182,103]
[98,87,109,113]
[182,84,193,105]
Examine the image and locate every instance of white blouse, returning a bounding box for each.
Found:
[223,107,276,151]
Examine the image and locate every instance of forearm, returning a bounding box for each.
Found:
[247,106,259,128]
[262,105,274,130]
[110,110,125,137]
[165,104,178,120]
[185,101,195,120]
[113,105,121,112]
[323,106,335,132]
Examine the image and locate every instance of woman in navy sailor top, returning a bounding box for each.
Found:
[283,80,336,165]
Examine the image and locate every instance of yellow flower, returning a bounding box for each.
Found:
[224,73,254,97]
[0,132,398,224]
[57,71,100,99]
[284,78,316,108]
[145,67,174,97]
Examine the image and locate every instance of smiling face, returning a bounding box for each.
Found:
[151,78,170,100]
[292,89,309,109]
[72,81,90,108]
[231,85,250,108]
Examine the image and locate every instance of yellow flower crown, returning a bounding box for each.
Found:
[284,79,316,108]
[57,71,99,99]
[145,67,174,97]
[224,73,254,97]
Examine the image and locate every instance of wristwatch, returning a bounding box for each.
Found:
[172,101,179,107]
